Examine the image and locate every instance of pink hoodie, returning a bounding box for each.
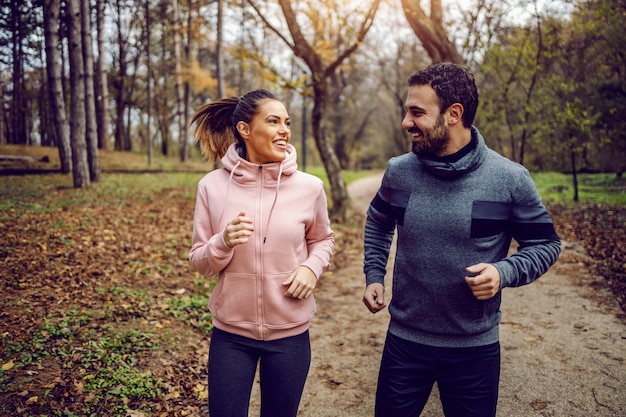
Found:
[189,143,334,341]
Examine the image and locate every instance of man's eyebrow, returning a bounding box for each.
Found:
[406,105,425,111]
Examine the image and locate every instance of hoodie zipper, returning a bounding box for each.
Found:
[256,164,266,340]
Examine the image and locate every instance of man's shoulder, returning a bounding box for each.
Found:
[387,153,418,169]
[483,148,528,175]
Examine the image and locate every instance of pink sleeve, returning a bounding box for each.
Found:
[189,183,234,276]
[302,186,335,279]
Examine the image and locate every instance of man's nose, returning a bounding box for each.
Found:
[401,115,413,130]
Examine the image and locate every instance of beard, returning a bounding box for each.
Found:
[410,114,450,158]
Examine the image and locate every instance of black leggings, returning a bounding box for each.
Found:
[208,327,311,417]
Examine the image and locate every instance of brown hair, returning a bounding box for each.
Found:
[190,90,277,162]
[408,62,478,128]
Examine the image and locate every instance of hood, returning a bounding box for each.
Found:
[417,126,487,179]
[221,142,298,183]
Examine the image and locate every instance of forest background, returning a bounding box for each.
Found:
[2,0,625,220]
[1,0,625,416]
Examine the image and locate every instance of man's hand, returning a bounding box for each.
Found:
[283,266,317,299]
[464,263,501,300]
[363,283,386,314]
[223,211,254,248]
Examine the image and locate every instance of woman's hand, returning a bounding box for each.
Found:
[283,266,317,299]
[223,211,254,248]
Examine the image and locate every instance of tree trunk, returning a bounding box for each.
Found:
[571,149,579,202]
[172,0,187,162]
[67,0,90,188]
[146,0,153,166]
[400,0,463,63]
[183,1,193,162]
[251,0,381,222]
[113,0,130,151]
[0,80,6,144]
[10,1,27,145]
[95,0,110,151]
[311,82,349,222]
[216,0,225,97]
[81,0,100,182]
[43,0,72,173]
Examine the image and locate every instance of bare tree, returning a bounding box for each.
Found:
[182,0,194,162]
[95,0,110,151]
[81,0,100,181]
[146,0,153,166]
[8,1,27,145]
[111,0,137,151]
[248,0,381,222]
[172,0,187,161]
[216,0,225,97]
[67,0,90,187]
[43,0,72,173]
[400,0,462,63]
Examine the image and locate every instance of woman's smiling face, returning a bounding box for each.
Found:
[238,99,291,164]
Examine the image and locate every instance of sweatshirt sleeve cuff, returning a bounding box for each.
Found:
[302,257,326,280]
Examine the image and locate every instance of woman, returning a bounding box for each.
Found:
[188,89,334,417]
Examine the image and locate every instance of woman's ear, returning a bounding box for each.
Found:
[236,121,250,139]
[447,103,464,126]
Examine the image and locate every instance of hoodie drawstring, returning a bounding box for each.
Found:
[218,159,241,228]
[263,162,283,244]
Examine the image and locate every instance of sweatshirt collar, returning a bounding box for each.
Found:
[417,126,487,179]
[221,143,298,182]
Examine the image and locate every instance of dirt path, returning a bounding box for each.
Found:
[254,172,626,417]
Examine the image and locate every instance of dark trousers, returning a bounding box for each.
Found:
[208,327,311,417]
[375,331,500,417]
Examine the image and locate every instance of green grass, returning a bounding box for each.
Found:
[304,167,379,189]
[0,172,202,213]
[532,172,626,205]
[1,306,163,417]
[0,169,374,214]
[2,170,622,216]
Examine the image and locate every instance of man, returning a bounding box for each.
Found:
[362,62,561,417]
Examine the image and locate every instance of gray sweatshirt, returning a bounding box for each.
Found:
[364,127,561,348]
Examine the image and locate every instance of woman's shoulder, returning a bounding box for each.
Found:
[290,170,324,187]
[197,168,229,185]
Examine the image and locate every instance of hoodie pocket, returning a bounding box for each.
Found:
[209,272,259,325]
[208,271,316,329]
[263,272,316,330]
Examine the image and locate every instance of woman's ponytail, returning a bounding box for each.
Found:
[190,96,239,162]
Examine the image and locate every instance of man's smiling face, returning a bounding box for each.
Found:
[402,84,451,158]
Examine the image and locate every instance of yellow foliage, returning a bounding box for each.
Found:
[182,61,217,95]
